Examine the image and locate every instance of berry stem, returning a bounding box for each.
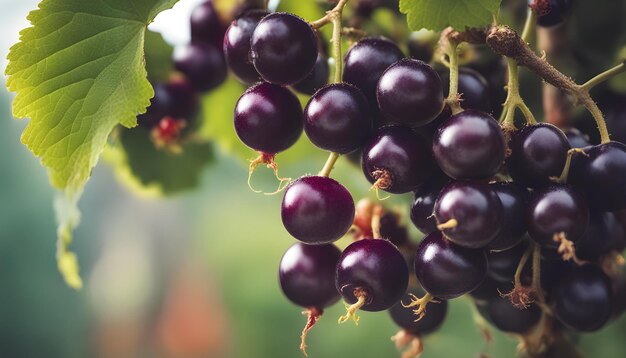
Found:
[500,57,537,128]
[514,243,533,287]
[443,39,463,115]
[486,26,611,144]
[436,218,458,231]
[300,307,323,357]
[580,61,626,92]
[556,148,587,183]
[338,288,368,325]
[310,0,349,30]
[319,152,340,177]
[530,242,545,303]
[371,204,383,239]
[520,8,537,43]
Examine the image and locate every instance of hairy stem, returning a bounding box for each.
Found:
[443,38,463,115]
[486,25,611,143]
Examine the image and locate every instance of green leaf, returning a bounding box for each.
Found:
[5,0,178,288]
[399,0,501,31]
[104,128,214,196]
[144,30,174,83]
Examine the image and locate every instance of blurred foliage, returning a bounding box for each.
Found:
[145,30,175,83]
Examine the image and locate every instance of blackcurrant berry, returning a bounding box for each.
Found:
[138,79,199,127]
[362,125,433,194]
[530,0,572,27]
[434,181,503,249]
[487,240,529,282]
[190,0,227,48]
[486,182,529,251]
[279,243,341,308]
[292,54,330,95]
[343,37,404,104]
[234,82,303,154]
[441,67,492,113]
[336,238,409,312]
[414,231,488,300]
[250,12,318,85]
[486,295,542,334]
[223,10,268,84]
[563,127,591,148]
[410,175,449,235]
[527,185,589,249]
[470,275,512,303]
[376,58,444,126]
[553,265,613,332]
[379,211,409,247]
[281,176,355,244]
[389,284,448,335]
[304,83,372,154]
[576,211,625,262]
[506,123,570,188]
[570,142,626,211]
[173,43,227,92]
[432,109,506,180]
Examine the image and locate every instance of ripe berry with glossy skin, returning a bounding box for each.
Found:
[410,175,449,235]
[174,43,227,92]
[414,231,488,299]
[304,83,372,154]
[343,37,404,103]
[138,80,200,127]
[190,0,226,47]
[570,142,626,211]
[486,295,542,334]
[336,238,409,311]
[486,182,529,251]
[553,265,613,332]
[530,0,572,27]
[223,10,268,84]
[379,212,409,247]
[487,240,529,282]
[282,176,355,244]
[389,284,448,335]
[279,243,341,308]
[432,109,506,180]
[563,127,590,148]
[376,58,444,126]
[434,181,503,249]
[362,125,433,194]
[442,67,491,113]
[234,82,303,154]
[292,54,330,95]
[527,185,589,249]
[507,123,570,188]
[576,212,625,262]
[250,12,318,85]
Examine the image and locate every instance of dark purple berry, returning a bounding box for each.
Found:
[234,82,303,154]
[138,79,199,127]
[250,12,318,85]
[389,284,448,335]
[376,58,444,126]
[432,109,506,180]
[362,125,433,194]
[486,182,529,251]
[174,43,227,92]
[527,185,589,249]
[470,276,512,303]
[576,211,625,262]
[379,212,409,247]
[487,241,529,282]
[563,127,591,148]
[410,176,449,235]
[414,231,488,300]
[343,37,404,104]
[223,10,268,84]
[434,181,503,249]
[553,265,613,332]
[190,0,227,48]
[336,238,409,311]
[442,67,492,113]
[292,54,330,95]
[486,295,542,334]
[281,176,355,244]
[304,83,372,154]
[570,142,626,211]
[279,243,341,308]
[506,123,571,188]
[530,0,572,27]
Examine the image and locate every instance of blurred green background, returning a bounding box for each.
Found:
[1,0,626,357]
